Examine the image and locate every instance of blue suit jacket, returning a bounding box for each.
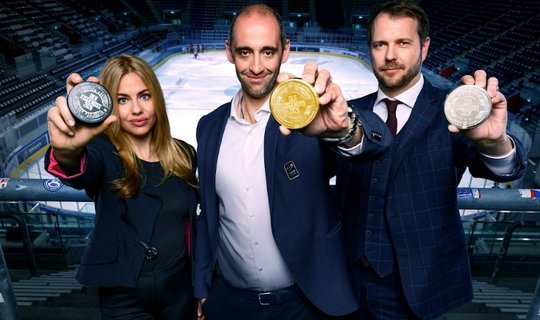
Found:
[194,101,390,316]
[336,81,528,319]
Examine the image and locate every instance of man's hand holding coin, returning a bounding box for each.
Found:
[446,70,513,157]
[275,61,361,146]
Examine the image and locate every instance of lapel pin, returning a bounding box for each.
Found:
[284,161,300,180]
[371,131,382,141]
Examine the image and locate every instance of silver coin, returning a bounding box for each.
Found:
[67,82,112,125]
[444,85,492,130]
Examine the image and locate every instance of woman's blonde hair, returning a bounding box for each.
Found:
[99,53,197,198]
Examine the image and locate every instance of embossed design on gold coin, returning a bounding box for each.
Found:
[444,85,492,130]
[270,79,319,129]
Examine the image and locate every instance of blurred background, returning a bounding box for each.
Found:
[0,0,538,319]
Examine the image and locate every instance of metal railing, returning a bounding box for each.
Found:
[0,179,539,319]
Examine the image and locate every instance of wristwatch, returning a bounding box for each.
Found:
[321,106,361,145]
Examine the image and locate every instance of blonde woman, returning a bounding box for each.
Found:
[45,54,197,319]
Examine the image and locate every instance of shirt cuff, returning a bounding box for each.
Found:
[479,136,517,176]
[47,150,86,179]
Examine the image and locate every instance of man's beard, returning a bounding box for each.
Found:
[374,57,422,92]
[237,70,279,100]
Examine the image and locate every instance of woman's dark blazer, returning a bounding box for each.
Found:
[45,134,198,287]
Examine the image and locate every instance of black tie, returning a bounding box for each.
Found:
[383,98,399,135]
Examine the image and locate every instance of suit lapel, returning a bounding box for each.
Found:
[200,104,230,241]
[264,117,280,212]
[389,82,442,180]
[203,107,229,193]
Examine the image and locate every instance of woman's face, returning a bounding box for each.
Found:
[116,72,156,141]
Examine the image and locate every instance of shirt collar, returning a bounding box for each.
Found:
[229,90,271,121]
[375,74,424,108]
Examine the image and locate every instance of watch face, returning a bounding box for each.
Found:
[67,82,113,125]
[270,79,319,129]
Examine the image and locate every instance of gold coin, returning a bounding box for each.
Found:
[270,79,319,129]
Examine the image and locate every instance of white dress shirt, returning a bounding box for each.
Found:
[214,90,294,290]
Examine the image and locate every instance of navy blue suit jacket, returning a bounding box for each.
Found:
[336,80,528,319]
[194,101,390,316]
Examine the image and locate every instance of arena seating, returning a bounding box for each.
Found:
[0,0,537,143]
[0,2,538,319]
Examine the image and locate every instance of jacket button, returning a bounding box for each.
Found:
[369,195,375,201]
[368,213,374,219]
[366,230,372,235]
[372,178,378,183]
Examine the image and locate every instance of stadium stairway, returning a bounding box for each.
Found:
[6,267,537,319]
[442,277,536,320]
[10,266,100,320]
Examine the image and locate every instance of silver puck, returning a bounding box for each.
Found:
[67,82,112,125]
[444,85,492,130]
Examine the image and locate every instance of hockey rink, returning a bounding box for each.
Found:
[156,50,377,147]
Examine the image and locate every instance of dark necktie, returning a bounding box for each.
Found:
[383,98,399,135]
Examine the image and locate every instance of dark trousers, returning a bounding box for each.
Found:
[99,255,195,320]
[202,275,330,320]
[352,263,419,320]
